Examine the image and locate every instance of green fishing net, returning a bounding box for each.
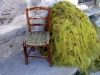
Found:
[49,1,100,75]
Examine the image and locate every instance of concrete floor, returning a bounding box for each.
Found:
[0,34,100,75]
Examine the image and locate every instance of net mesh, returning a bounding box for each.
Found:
[48,1,100,75]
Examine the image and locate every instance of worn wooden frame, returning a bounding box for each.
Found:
[23,6,52,67]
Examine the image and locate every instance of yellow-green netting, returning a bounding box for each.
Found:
[49,1,100,75]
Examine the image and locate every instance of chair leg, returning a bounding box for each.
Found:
[31,47,35,52]
[46,44,52,67]
[23,43,28,65]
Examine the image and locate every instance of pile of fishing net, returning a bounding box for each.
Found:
[49,1,100,75]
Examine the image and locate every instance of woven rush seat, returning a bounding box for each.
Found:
[24,31,50,46]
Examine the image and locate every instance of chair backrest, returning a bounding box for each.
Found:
[26,6,51,32]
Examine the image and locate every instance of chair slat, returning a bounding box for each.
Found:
[29,17,47,20]
[30,24,46,26]
[26,6,49,11]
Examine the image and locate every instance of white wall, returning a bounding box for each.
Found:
[26,0,79,8]
[67,0,78,6]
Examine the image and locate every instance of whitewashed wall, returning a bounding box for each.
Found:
[26,0,79,8]
[67,0,78,6]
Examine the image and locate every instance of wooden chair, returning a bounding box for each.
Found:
[23,6,52,67]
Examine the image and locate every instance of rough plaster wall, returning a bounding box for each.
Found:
[0,0,27,24]
[1,0,26,10]
[67,0,78,6]
[26,0,79,8]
